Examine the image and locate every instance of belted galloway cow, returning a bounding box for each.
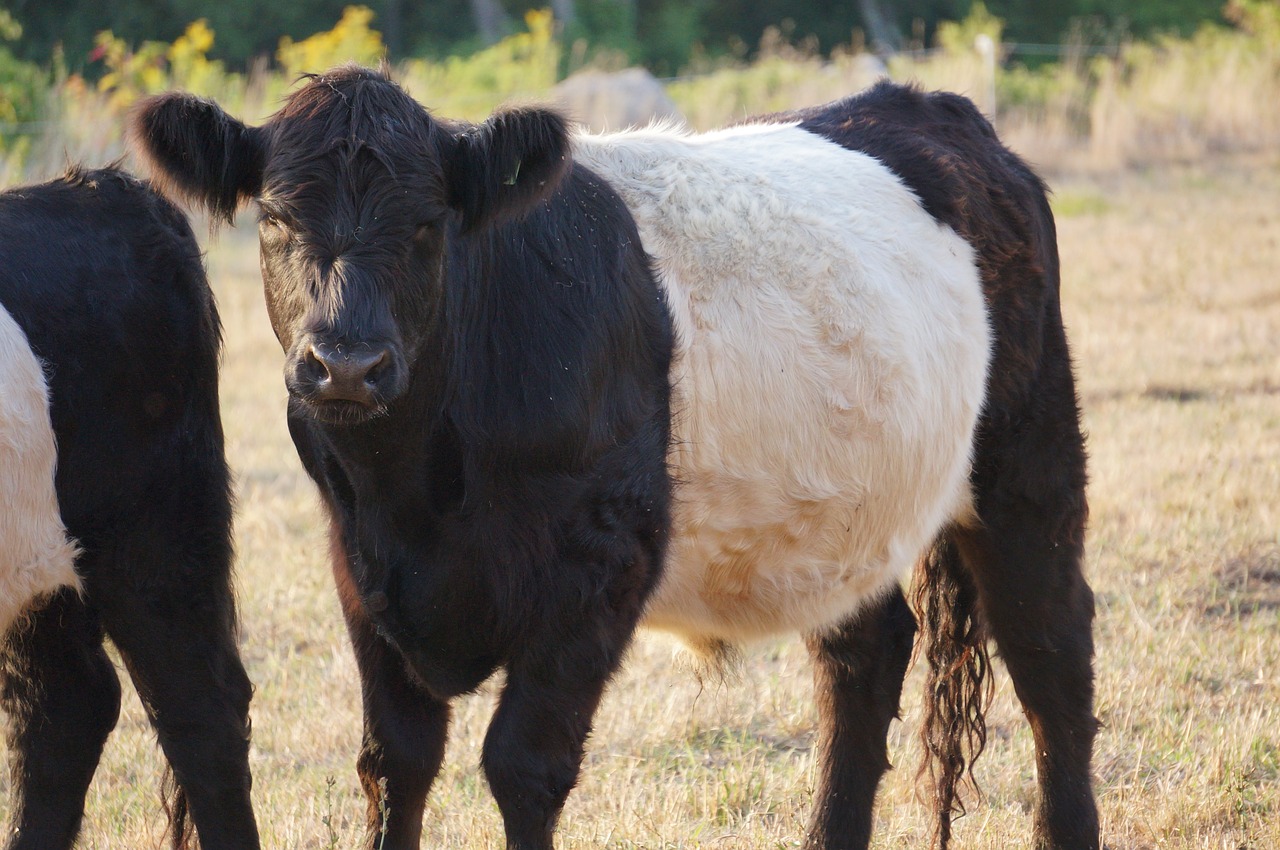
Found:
[132,67,1098,850]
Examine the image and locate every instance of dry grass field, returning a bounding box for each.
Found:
[3,150,1277,848]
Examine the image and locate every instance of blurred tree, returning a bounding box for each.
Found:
[277,6,385,76]
[471,0,514,43]
[1080,0,1226,36]
[383,0,404,54]
[4,0,353,68]
[0,0,1236,72]
[859,0,905,50]
[550,0,577,27]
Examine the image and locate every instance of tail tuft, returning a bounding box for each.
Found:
[912,535,992,849]
[162,766,198,850]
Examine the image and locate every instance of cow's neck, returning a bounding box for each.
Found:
[317,359,456,513]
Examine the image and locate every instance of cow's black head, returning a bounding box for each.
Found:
[130,65,570,425]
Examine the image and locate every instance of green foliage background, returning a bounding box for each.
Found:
[0,0,1230,71]
[2,0,1273,181]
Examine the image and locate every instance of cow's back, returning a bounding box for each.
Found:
[0,167,253,848]
[788,82,1063,428]
[0,167,228,555]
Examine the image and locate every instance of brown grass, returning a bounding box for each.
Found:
[1,149,1278,848]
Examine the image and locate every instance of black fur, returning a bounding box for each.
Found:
[131,65,570,235]
[0,167,258,850]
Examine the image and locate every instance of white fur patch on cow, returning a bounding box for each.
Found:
[0,303,81,634]
[572,122,990,649]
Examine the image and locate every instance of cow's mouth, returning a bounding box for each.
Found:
[292,395,389,426]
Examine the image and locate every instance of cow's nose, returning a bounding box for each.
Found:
[300,343,391,407]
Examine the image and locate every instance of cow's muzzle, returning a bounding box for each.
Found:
[286,337,405,424]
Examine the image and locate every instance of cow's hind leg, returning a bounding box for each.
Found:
[958,354,1099,850]
[91,471,258,850]
[804,586,916,850]
[333,552,451,850]
[954,520,1098,850]
[101,589,258,850]
[0,591,122,850]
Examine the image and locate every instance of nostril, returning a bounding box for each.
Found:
[364,349,390,386]
[300,346,331,384]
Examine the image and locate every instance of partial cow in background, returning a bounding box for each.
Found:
[132,68,1097,850]
[0,303,80,634]
[0,167,259,850]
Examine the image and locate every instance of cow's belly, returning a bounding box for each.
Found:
[645,492,905,638]
[642,439,975,647]
[639,248,987,648]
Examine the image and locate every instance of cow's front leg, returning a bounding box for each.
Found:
[483,612,635,850]
[351,632,450,850]
[333,532,450,850]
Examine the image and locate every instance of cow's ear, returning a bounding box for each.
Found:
[445,106,570,233]
[128,93,265,224]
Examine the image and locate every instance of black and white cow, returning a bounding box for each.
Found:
[132,67,1098,850]
[0,168,259,850]
[0,303,80,634]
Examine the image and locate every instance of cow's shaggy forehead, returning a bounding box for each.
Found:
[271,66,437,154]
[262,66,449,215]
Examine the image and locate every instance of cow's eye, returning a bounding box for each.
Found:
[413,223,439,241]
[260,214,292,243]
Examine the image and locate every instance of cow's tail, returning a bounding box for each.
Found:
[911,533,993,849]
[162,766,197,849]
